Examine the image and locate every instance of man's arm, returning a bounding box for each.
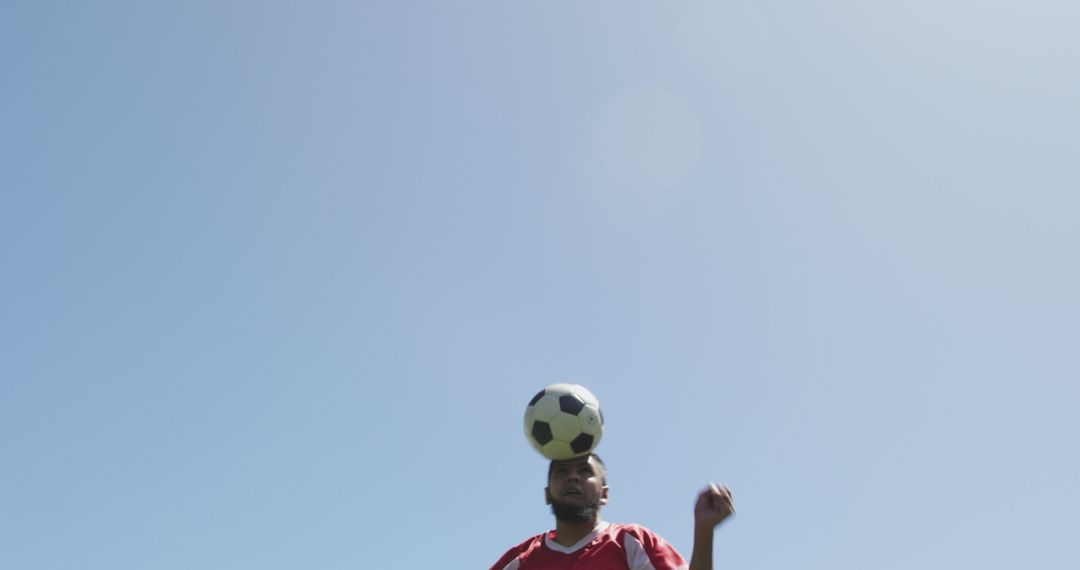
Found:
[688,483,735,570]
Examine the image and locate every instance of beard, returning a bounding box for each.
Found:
[549,497,601,523]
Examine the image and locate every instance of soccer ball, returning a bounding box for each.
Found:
[524,384,604,460]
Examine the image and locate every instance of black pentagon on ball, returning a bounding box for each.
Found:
[559,394,585,415]
[531,420,553,445]
[528,390,546,407]
[570,433,594,454]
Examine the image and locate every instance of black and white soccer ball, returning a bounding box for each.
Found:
[523,384,604,460]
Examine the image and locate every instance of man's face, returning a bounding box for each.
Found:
[545,455,608,522]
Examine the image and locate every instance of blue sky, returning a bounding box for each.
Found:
[3,1,1078,568]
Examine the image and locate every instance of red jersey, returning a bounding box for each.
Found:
[490,521,688,570]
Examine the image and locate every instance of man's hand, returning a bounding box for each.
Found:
[694,483,735,530]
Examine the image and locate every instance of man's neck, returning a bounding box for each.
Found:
[552,517,601,547]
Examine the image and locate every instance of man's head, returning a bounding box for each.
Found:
[545,454,609,523]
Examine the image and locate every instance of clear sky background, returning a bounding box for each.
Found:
[3,1,1078,568]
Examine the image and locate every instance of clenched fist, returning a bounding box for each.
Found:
[694,483,734,530]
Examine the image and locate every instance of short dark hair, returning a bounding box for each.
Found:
[548,453,607,485]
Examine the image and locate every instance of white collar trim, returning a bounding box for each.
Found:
[544,521,610,554]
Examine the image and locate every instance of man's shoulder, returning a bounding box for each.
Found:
[489,532,546,570]
[605,522,663,538]
[606,522,687,569]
